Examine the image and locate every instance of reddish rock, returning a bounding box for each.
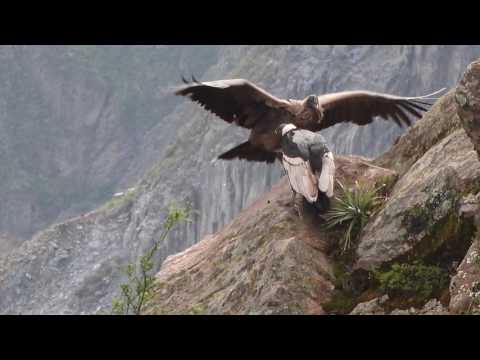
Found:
[144,156,394,315]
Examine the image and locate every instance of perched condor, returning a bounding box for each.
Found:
[278,123,335,214]
[175,77,445,163]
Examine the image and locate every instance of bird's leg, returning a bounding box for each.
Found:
[291,191,303,219]
[286,179,295,205]
[284,167,302,217]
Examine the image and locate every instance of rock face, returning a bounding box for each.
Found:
[145,58,480,315]
[390,299,449,315]
[144,157,393,315]
[449,239,480,314]
[1,45,478,254]
[145,179,334,315]
[356,84,480,270]
[0,45,221,245]
[356,128,479,270]
[0,208,132,314]
[349,295,389,315]
[1,47,480,314]
[164,45,480,254]
[0,233,18,255]
[375,90,463,175]
[456,59,480,159]
[448,60,480,315]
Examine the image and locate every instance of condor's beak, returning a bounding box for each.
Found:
[316,102,324,118]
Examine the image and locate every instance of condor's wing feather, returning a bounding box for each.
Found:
[282,155,318,203]
[310,88,445,131]
[317,152,335,197]
[175,78,292,129]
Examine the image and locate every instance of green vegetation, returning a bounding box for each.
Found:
[402,187,457,236]
[322,260,371,314]
[111,204,191,315]
[100,188,138,212]
[373,261,449,305]
[374,173,399,198]
[323,181,384,253]
[399,183,476,263]
[188,304,206,315]
[322,291,357,314]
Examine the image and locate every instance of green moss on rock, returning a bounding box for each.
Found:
[373,261,449,307]
[322,290,357,314]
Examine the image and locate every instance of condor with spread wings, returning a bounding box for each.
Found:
[176,77,444,163]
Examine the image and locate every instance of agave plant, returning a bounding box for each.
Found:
[323,180,384,253]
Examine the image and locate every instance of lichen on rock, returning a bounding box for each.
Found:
[355,129,479,270]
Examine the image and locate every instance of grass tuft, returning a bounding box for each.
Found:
[322,180,384,253]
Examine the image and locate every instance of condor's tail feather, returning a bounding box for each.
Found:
[218,141,277,163]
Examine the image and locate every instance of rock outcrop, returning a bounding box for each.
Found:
[351,297,450,315]
[1,48,480,314]
[0,45,221,244]
[449,239,480,314]
[356,127,479,270]
[447,59,480,315]
[144,58,480,315]
[143,157,394,315]
[1,45,478,254]
[456,59,480,160]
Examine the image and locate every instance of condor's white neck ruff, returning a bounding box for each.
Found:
[281,124,297,136]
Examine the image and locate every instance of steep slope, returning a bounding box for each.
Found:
[1,46,478,253]
[145,58,480,315]
[0,45,221,246]
[1,46,479,314]
[143,157,393,315]
[140,45,480,253]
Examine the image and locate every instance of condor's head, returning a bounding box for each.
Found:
[305,95,324,119]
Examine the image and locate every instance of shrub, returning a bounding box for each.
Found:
[111,204,191,315]
[374,261,449,303]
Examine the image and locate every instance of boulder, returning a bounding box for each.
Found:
[349,295,388,315]
[449,239,480,314]
[456,59,480,159]
[356,129,479,270]
[389,299,449,315]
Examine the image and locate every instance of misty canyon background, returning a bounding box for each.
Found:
[0,45,479,314]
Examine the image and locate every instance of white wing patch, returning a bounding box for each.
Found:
[203,80,230,88]
[318,152,335,198]
[282,155,318,203]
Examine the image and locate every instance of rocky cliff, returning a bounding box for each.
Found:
[0,45,221,246]
[1,46,480,314]
[142,157,394,315]
[143,59,480,315]
[1,46,478,252]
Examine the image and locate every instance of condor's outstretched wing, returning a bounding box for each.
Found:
[310,88,446,131]
[175,78,293,129]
